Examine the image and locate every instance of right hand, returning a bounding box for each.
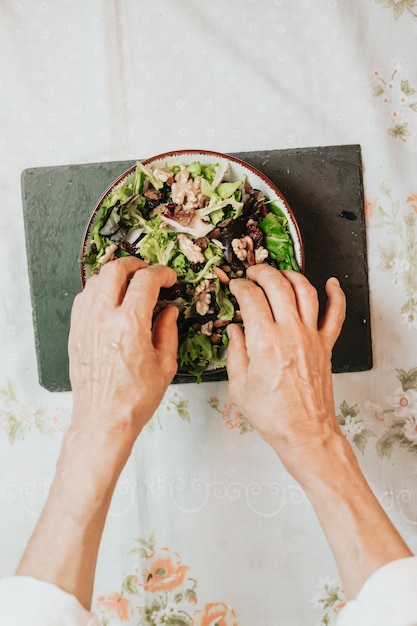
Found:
[226,265,346,479]
[68,256,179,446]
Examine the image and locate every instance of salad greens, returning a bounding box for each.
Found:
[178,331,226,381]
[259,205,300,271]
[81,159,300,381]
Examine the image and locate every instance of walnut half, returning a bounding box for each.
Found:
[194,279,212,316]
[177,234,205,264]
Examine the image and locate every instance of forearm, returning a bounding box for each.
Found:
[225,268,410,599]
[294,431,412,599]
[16,424,135,609]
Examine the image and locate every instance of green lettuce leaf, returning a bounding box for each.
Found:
[171,252,188,276]
[133,163,145,195]
[196,195,243,225]
[135,161,164,191]
[183,254,223,284]
[215,180,242,199]
[200,178,216,199]
[137,216,178,265]
[178,332,226,382]
[259,212,299,271]
[102,184,134,210]
[214,280,235,320]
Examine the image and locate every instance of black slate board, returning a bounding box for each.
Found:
[21,145,372,392]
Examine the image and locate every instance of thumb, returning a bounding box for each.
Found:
[319,277,346,350]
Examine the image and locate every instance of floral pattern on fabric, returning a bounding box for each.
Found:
[192,602,239,626]
[0,382,192,442]
[310,576,346,625]
[134,545,190,594]
[376,368,417,457]
[368,183,417,327]
[95,534,239,626]
[208,396,254,434]
[336,367,417,458]
[336,401,376,453]
[97,593,134,623]
[0,380,70,443]
[146,391,191,432]
[375,0,417,20]
[372,69,417,140]
[3,3,417,623]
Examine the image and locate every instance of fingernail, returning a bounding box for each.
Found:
[330,277,340,286]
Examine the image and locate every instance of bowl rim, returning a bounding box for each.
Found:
[80,149,305,287]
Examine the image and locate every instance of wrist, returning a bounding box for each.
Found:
[298,433,361,495]
[60,421,136,483]
[67,401,144,454]
[272,426,358,493]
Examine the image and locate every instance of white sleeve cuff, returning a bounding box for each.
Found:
[337,556,417,626]
[0,576,101,626]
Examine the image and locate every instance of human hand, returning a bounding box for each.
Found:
[226,267,413,602]
[16,257,179,608]
[226,265,346,480]
[68,257,179,445]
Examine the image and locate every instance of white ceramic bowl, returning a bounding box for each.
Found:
[80,149,304,380]
[80,149,304,284]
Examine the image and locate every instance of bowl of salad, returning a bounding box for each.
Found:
[80,149,304,382]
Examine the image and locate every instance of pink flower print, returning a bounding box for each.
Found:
[407,194,417,212]
[192,602,239,626]
[135,547,189,593]
[96,592,133,622]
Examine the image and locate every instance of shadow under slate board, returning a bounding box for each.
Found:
[21,144,372,391]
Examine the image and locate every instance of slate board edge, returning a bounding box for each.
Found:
[21,169,57,390]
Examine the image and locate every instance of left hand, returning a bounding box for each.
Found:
[68,257,179,443]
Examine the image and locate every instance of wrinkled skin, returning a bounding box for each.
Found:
[226,265,346,479]
[19,260,413,611]
[68,257,179,441]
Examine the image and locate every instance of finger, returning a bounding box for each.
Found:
[84,257,149,306]
[153,306,179,379]
[122,264,178,319]
[245,264,299,325]
[226,324,249,398]
[280,270,320,328]
[229,278,274,353]
[318,277,346,349]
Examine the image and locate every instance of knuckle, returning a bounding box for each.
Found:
[138,263,174,284]
[116,307,138,334]
[299,280,317,299]
[336,310,346,325]
[100,260,122,281]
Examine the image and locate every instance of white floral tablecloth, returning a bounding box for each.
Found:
[1,1,417,624]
